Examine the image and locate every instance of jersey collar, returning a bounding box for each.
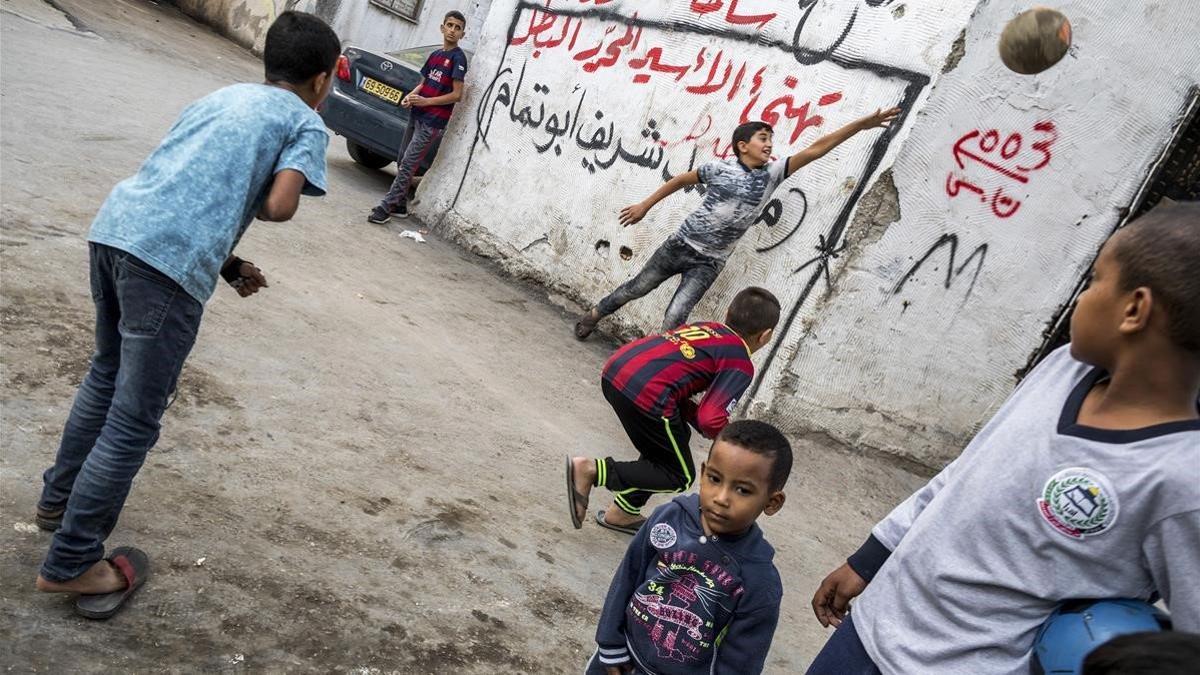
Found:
[1058,366,1200,443]
[716,322,753,358]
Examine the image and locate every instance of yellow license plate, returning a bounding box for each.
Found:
[362,77,403,104]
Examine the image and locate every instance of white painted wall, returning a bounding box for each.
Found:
[173,0,491,55]
[418,0,973,339]
[760,0,1200,466]
[414,0,1199,468]
[331,0,492,54]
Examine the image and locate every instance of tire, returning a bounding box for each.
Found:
[346,140,392,169]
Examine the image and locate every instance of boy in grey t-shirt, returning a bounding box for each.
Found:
[574,108,899,338]
[807,200,1200,675]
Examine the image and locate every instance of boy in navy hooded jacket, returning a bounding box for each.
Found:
[587,420,792,674]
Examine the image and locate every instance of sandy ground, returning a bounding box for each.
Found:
[0,1,928,671]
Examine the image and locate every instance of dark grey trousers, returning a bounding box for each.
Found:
[595,235,724,331]
[379,119,443,212]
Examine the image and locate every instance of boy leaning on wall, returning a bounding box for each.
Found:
[367,10,469,224]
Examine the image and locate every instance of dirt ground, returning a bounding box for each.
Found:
[0,1,928,671]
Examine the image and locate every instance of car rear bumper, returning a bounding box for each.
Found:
[319,86,408,159]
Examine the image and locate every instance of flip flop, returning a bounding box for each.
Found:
[75,546,150,620]
[565,456,589,529]
[595,509,646,536]
[35,507,64,532]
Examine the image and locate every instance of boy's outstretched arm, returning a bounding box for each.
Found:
[787,107,901,176]
[258,169,308,222]
[619,171,700,226]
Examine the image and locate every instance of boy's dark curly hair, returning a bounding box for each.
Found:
[263,12,340,85]
[1112,200,1200,353]
[717,420,793,491]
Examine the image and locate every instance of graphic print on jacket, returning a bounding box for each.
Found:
[628,549,743,664]
[594,494,781,674]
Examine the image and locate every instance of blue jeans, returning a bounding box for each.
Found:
[38,243,203,581]
[595,235,725,332]
[806,613,882,675]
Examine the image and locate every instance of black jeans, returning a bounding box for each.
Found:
[595,235,725,332]
[39,243,203,580]
[596,379,694,516]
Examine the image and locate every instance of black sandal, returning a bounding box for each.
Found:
[75,546,151,620]
[565,457,589,529]
[594,509,646,535]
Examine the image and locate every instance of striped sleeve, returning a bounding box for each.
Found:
[693,363,752,438]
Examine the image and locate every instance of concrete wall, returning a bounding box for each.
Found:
[759,0,1200,467]
[172,0,489,54]
[330,0,491,54]
[171,0,324,52]
[412,0,1200,468]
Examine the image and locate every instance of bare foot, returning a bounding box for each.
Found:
[574,308,602,340]
[571,456,597,522]
[36,559,126,595]
[604,503,645,527]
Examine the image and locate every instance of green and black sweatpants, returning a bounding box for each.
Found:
[595,379,695,517]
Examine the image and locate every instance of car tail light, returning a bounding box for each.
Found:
[336,55,350,81]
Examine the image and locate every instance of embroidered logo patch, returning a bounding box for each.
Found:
[679,343,696,359]
[1037,467,1119,539]
[649,523,677,549]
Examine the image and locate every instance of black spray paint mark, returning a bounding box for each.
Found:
[891,233,988,300]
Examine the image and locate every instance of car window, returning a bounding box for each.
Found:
[386,45,438,68]
[385,45,474,69]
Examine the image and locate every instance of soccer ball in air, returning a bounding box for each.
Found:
[998,7,1072,75]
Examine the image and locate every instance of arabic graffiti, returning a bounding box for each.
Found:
[945,121,1058,219]
[452,1,932,404]
[508,7,844,147]
[475,62,677,173]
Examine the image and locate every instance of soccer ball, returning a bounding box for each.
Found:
[998,7,1072,75]
[1031,599,1171,674]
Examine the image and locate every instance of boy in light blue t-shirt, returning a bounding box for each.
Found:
[32,12,340,620]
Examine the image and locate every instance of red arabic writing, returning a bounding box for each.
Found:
[511,8,842,147]
[945,121,1057,219]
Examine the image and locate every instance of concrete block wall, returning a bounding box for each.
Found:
[758,0,1200,466]
[171,0,488,55]
[414,0,1200,468]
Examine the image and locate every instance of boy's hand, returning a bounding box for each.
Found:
[233,262,269,298]
[811,563,867,628]
[855,107,901,131]
[619,202,649,226]
[402,93,425,108]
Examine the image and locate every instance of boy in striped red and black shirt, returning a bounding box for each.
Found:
[567,287,781,534]
[368,11,468,224]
